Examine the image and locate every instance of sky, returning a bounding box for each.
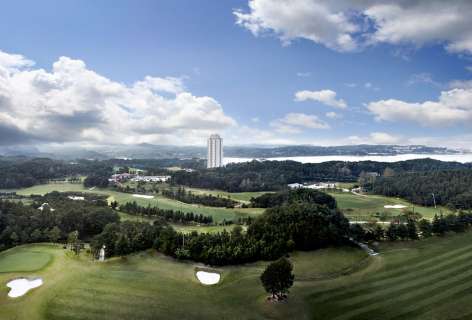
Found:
[0,0,472,149]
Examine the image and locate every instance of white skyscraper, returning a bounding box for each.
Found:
[207,134,223,168]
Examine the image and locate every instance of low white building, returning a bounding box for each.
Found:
[131,175,171,182]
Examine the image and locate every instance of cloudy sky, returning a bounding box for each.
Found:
[1,0,472,149]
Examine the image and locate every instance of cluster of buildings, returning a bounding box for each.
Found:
[288,182,350,192]
[108,173,170,184]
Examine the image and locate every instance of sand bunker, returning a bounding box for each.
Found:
[7,278,43,298]
[384,204,407,209]
[68,196,85,201]
[196,271,220,285]
[132,194,154,199]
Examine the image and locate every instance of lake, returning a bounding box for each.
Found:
[224,153,472,165]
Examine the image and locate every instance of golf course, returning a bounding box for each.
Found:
[2,232,472,319]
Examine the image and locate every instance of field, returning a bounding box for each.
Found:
[329,191,450,221]
[3,233,472,319]
[11,183,264,223]
[8,182,449,224]
[0,243,367,320]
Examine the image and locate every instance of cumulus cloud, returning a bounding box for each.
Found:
[0,50,236,146]
[406,73,442,88]
[295,89,347,109]
[348,132,402,145]
[270,112,329,134]
[235,0,472,54]
[325,111,341,119]
[367,87,472,126]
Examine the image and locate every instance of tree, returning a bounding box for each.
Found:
[31,229,43,242]
[260,257,294,301]
[67,230,81,255]
[48,226,62,243]
[383,167,395,177]
[406,219,418,240]
[418,219,432,238]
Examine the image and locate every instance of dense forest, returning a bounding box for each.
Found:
[171,159,471,192]
[371,170,472,209]
[249,189,336,209]
[0,157,113,189]
[161,187,237,208]
[0,192,118,251]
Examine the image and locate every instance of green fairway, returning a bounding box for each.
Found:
[329,191,449,221]
[308,233,472,320]
[0,244,367,320]
[12,183,264,223]
[0,248,52,273]
[185,187,272,203]
[4,233,472,319]
[119,211,238,234]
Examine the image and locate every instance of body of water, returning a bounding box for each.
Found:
[224,154,472,165]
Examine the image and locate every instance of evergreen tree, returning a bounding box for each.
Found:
[260,258,294,301]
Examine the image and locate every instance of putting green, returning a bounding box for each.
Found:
[0,249,52,273]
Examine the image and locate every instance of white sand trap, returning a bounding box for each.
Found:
[7,278,43,298]
[384,204,407,209]
[196,271,220,285]
[132,194,154,199]
[68,196,85,201]
[89,187,96,191]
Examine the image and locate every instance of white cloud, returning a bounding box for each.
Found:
[325,111,341,119]
[235,0,472,54]
[367,87,472,127]
[270,112,329,134]
[467,66,472,73]
[348,132,402,145]
[234,0,359,52]
[406,73,442,87]
[448,79,472,89]
[295,89,347,109]
[296,72,311,77]
[0,50,236,146]
[251,117,260,123]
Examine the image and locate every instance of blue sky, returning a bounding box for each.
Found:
[0,0,472,149]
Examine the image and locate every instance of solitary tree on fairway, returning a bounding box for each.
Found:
[260,257,294,301]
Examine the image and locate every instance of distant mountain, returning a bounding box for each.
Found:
[26,143,464,160]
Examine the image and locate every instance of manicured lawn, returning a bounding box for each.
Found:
[4,233,472,319]
[329,191,450,221]
[0,248,52,273]
[0,244,368,320]
[13,183,264,223]
[308,232,472,320]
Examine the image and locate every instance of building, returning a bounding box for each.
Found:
[207,134,223,168]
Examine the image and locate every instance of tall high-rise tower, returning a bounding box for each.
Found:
[207,134,223,168]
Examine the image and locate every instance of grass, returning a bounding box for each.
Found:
[118,211,237,234]
[0,244,367,320]
[12,183,264,223]
[329,191,450,221]
[0,248,52,273]
[4,233,472,319]
[10,182,449,223]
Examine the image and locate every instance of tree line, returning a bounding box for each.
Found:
[118,201,214,224]
[249,188,336,209]
[0,192,118,251]
[171,159,470,192]
[370,169,472,209]
[161,187,238,208]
